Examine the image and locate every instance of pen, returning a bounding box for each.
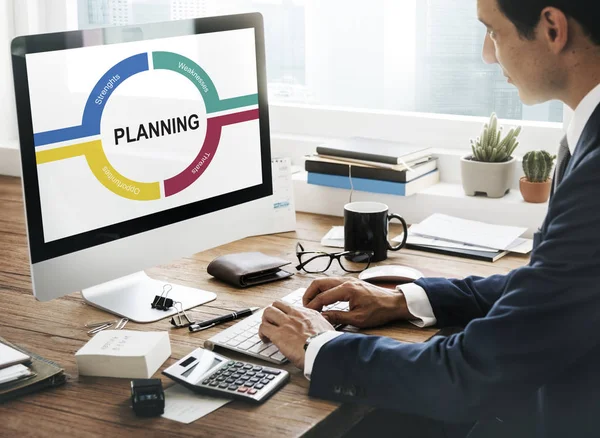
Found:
[189,307,261,332]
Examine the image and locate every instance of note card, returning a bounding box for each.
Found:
[162,384,231,424]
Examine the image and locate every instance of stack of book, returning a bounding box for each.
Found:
[305,137,439,196]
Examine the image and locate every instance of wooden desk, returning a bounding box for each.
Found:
[0,175,530,437]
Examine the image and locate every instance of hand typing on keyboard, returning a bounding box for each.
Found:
[303,278,410,329]
[204,287,348,367]
[259,300,336,369]
[258,278,410,369]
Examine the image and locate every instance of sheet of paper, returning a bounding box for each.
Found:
[0,364,33,385]
[408,214,527,251]
[505,238,534,254]
[0,342,30,369]
[393,232,499,252]
[162,384,231,425]
[321,226,344,248]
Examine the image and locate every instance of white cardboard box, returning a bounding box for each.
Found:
[75,330,171,378]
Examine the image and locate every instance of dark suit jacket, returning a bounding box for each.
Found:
[310,103,600,438]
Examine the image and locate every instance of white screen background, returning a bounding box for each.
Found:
[25,28,263,243]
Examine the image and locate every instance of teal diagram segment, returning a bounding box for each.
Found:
[152,51,258,113]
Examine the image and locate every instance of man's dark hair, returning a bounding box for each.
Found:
[497,0,600,45]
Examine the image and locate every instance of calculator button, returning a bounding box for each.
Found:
[232,374,241,379]
[240,376,249,381]
[250,378,260,383]
[217,376,226,381]
[248,389,258,395]
[266,375,275,380]
[228,361,236,366]
[263,368,282,375]
[246,371,256,376]
[228,385,239,391]
[209,381,219,387]
[235,380,245,385]
[226,378,235,384]
[235,362,244,367]
[202,379,210,384]
[260,379,270,385]
[255,384,264,390]
[243,365,252,370]
[237,387,249,393]
[218,383,228,389]
[223,372,232,377]
[256,373,266,378]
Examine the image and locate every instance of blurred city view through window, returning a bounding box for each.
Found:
[78,0,564,123]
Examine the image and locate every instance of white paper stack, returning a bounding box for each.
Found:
[75,330,171,379]
[395,214,533,255]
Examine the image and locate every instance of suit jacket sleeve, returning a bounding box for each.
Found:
[309,149,600,422]
[414,274,512,328]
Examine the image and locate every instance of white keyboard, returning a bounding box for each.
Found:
[204,288,349,364]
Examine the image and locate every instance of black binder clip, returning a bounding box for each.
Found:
[170,302,195,328]
[151,284,174,311]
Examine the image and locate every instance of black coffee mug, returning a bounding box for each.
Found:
[344,202,408,262]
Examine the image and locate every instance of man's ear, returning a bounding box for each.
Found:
[540,7,569,53]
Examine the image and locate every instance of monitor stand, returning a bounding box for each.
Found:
[80,271,216,323]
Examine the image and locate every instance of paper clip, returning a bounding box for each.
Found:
[115,318,129,330]
[151,284,174,311]
[170,302,195,328]
[86,320,114,335]
[85,318,128,335]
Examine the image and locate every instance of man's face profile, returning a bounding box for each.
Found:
[477,0,560,106]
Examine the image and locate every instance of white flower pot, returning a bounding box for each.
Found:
[460,156,517,198]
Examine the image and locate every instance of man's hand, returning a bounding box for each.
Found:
[258,301,335,370]
[303,278,412,328]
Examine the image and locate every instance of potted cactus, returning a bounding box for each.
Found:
[520,150,556,203]
[461,113,522,198]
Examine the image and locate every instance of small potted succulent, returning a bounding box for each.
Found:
[461,113,522,198]
[520,150,556,203]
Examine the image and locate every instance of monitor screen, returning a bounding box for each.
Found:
[13,16,271,264]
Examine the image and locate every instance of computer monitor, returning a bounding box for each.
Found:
[11,13,273,322]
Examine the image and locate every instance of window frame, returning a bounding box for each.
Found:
[1,0,568,176]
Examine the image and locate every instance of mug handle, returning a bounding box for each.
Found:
[388,214,408,251]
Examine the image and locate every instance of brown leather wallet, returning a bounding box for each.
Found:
[207,252,294,288]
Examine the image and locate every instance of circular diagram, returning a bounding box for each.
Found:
[34,52,259,201]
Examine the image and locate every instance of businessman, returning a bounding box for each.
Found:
[259,0,600,437]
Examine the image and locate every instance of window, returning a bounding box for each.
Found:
[77,0,563,123]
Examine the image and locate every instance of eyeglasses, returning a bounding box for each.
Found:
[295,242,373,274]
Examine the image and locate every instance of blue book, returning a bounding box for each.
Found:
[307,170,440,196]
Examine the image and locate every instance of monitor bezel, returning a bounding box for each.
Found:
[11,13,272,264]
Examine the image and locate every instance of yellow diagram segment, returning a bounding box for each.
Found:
[35,140,160,201]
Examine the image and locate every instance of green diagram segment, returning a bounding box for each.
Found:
[152,51,258,113]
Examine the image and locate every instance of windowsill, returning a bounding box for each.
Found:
[0,140,20,177]
[293,172,547,238]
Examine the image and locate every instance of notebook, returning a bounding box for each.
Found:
[0,337,66,403]
[316,137,431,166]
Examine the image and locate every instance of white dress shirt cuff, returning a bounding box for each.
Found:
[304,331,344,381]
[397,283,437,328]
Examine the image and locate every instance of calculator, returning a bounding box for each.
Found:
[162,348,290,404]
